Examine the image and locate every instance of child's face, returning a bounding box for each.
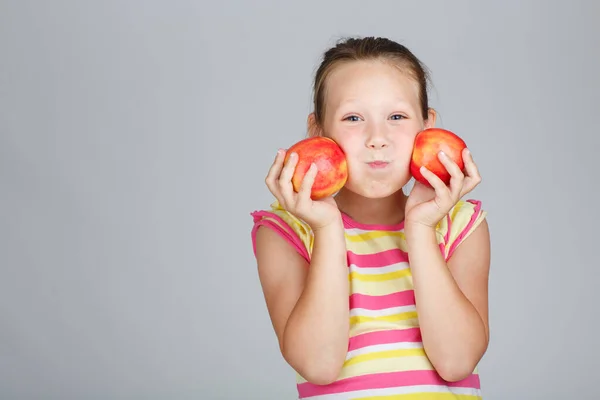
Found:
[320,59,435,199]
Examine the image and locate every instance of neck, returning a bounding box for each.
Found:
[334,188,408,227]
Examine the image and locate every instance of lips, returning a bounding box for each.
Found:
[367,161,390,169]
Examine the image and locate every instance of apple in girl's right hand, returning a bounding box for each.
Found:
[284,136,348,200]
[410,128,467,187]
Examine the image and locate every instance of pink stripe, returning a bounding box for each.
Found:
[347,248,408,268]
[446,200,482,259]
[439,243,445,259]
[444,214,451,243]
[298,370,480,398]
[250,211,311,263]
[349,291,415,311]
[348,328,422,351]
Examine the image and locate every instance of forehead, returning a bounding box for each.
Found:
[324,59,420,109]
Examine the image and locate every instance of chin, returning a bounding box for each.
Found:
[344,179,408,199]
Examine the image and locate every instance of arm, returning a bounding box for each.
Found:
[254,218,349,385]
[405,218,490,382]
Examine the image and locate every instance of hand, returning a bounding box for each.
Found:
[265,149,342,231]
[405,148,481,229]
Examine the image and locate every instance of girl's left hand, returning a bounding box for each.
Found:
[404,148,482,229]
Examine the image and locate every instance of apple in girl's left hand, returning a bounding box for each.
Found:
[409,128,467,187]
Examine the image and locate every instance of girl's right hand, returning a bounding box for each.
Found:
[265,149,342,231]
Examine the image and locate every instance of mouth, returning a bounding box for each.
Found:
[367,160,390,169]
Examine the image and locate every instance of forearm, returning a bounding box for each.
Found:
[283,218,349,384]
[405,223,487,381]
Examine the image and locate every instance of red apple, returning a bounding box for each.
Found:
[410,128,467,187]
[284,136,348,200]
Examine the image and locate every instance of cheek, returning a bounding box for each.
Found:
[328,129,361,154]
[340,140,365,164]
[393,131,418,154]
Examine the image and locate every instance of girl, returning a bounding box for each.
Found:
[251,36,490,399]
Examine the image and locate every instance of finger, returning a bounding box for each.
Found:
[463,148,481,184]
[265,149,285,184]
[438,151,464,197]
[265,149,285,192]
[297,162,317,208]
[265,149,287,208]
[459,149,482,197]
[278,151,298,203]
[420,166,448,196]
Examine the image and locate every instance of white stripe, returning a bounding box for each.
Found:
[345,341,423,360]
[303,385,481,399]
[344,227,374,235]
[349,262,409,275]
[349,304,416,318]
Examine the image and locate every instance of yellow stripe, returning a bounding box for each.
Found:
[355,393,481,400]
[338,356,433,380]
[345,230,406,242]
[450,200,465,221]
[351,278,414,296]
[349,268,412,282]
[349,319,420,338]
[344,347,426,367]
[350,311,419,326]
[296,355,434,384]
[343,353,432,374]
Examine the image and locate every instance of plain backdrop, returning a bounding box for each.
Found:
[1,0,598,399]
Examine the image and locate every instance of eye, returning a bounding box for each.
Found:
[343,115,362,122]
[390,114,406,120]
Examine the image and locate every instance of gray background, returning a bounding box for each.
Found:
[1,0,598,399]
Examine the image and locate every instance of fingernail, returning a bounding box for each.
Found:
[439,151,446,158]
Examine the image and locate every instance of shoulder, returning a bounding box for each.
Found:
[436,199,487,260]
[250,201,314,262]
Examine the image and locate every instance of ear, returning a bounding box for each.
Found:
[424,108,437,129]
[307,112,323,137]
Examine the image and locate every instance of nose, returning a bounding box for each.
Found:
[365,123,388,149]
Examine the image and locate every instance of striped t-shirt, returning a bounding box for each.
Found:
[251,198,487,399]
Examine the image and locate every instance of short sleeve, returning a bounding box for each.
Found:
[438,199,487,260]
[250,201,314,263]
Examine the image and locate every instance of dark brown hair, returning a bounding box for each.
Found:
[312,36,431,126]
